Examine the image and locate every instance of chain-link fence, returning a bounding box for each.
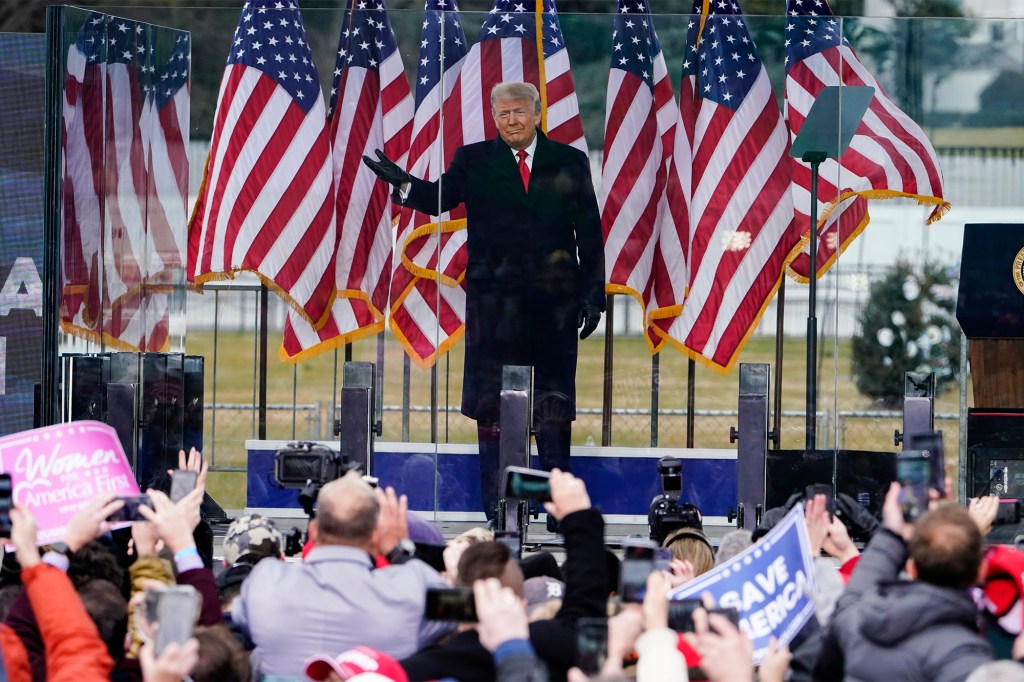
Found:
[202,402,321,510]
[188,280,968,510]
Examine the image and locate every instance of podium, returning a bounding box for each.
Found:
[957,223,1024,498]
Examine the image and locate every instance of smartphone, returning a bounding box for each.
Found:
[424,587,477,622]
[576,617,608,676]
[145,585,200,655]
[668,600,740,633]
[908,432,946,497]
[897,451,931,521]
[0,475,12,536]
[805,483,835,520]
[503,467,552,503]
[107,495,152,523]
[667,599,702,632]
[494,530,522,561]
[619,540,657,603]
[169,470,198,503]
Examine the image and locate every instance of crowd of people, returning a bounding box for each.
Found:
[1,448,1024,682]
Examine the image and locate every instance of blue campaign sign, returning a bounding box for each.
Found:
[668,505,816,664]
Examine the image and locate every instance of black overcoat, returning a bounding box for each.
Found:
[400,130,604,423]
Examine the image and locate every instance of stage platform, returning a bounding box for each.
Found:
[244,439,739,527]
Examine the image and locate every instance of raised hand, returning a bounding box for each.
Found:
[362,149,411,187]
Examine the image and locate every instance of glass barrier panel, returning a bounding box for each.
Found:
[74,4,1020,520]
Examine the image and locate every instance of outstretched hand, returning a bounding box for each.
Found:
[63,492,124,552]
[362,149,410,187]
[578,304,601,340]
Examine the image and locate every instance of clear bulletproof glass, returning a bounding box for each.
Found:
[54,3,1021,520]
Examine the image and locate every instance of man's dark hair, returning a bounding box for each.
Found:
[909,503,983,591]
[314,473,379,545]
[191,624,252,682]
[457,542,524,596]
[68,541,126,593]
[77,579,128,662]
[216,563,254,608]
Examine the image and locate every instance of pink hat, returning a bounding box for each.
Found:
[304,646,409,682]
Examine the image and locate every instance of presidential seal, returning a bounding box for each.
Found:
[1015,246,1024,295]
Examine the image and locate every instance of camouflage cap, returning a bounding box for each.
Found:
[222,514,282,565]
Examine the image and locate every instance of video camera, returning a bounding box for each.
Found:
[648,456,703,545]
[272,442,372,518]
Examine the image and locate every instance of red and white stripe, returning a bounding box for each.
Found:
[141,71,189,282]
[663,67,801,371]
[102,55,147,319]
[188,63,336,329]
[600,31,682,350]
[102,290,171,352]
[60,36,105,339]
[786,43,947,280]
[282,36,414,361]
[388,43,469,368]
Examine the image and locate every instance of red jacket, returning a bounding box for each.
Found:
[4,564,112,682]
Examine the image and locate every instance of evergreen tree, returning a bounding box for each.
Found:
[851,260,961,408]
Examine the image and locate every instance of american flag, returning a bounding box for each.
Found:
[659,0,802,372]
[281,0,414,362]
[188,0,337,330]
[61,12,107,341]
[102,289,170,352]
[388,0,469,369]
[61,15,189,353]
[100,17,150,345]
[392,0,588,368]
[141,32,190,291]
[600,0,683,351]
[104,28,191,352]
[785,0,948,280]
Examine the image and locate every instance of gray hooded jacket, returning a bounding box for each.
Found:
[818,528,993,682]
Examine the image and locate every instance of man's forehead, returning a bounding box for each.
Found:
[494,98,532,111]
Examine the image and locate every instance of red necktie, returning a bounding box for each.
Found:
[517,150,530,192]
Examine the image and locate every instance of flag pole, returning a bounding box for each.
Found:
[601,294,614,446]
[686,359,695,448]
[650,352,660,448]
[258,285,269,439]
[772,278,785,449]
[804,154,826,451]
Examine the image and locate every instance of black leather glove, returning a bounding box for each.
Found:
[835,492,880,538]
[361,149,410,187]
[577,304,601,340]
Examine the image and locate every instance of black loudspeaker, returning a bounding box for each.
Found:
[106,383,137,469]
[63,354,109,422]
[137,353,184,488]
[183,355,204,456]
[732,363,770,530]
[340,361,376,473]
[106,352,142,466]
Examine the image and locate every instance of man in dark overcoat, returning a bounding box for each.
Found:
[364,81,604,523]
